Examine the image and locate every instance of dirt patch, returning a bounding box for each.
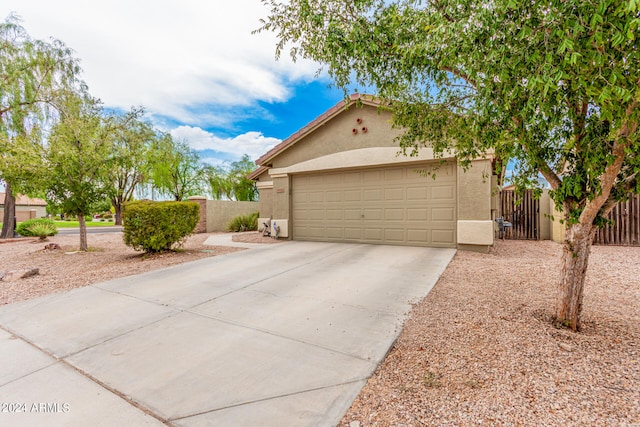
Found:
[231,232,284,244]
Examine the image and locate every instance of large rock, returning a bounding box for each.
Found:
[1,268,39,282]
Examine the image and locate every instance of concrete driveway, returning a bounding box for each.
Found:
[0,240,455,427]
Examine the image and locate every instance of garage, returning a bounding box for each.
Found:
[249,94,495,252]
[292,162,457,247]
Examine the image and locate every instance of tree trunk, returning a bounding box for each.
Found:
[78,215,88,251]
[112,197,123,226]
[114,203,123,226]
[0,182,17,239]
[555,222,595,331]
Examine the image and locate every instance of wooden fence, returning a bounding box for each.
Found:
[593,194,640,246]
[501,190,540,240]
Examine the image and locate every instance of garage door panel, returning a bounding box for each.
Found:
[363,189,382,201]
[326,209,343,220]
[384,188,404,201]
[364,209,382,220]
[309,209,325,220]
[385,229,405,242]
[344,172,362,184]
[326,228,343,239]
[293,162,456,247]
[384,168,405,181]
[407,229,429,242]
[344,209,362,220]
[363,170,383,183]
[326,191,342,202]
[407,208,428,221]
[432,229,455,244]
[432,207,455,221]
[344,190,361,202]
[325,174,343,185]
[309,191,324,203]
[385,209,404,221]
[407,187,428,200]
[431,185,455,200]
[344,228,362,239]
[364,228,383,240]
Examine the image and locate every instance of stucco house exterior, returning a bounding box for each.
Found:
[249,94,499,252]
[0,193,47,222]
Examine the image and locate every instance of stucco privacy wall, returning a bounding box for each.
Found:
[187,197,259,233]
[252,96,495,250]
[206,200,260,232]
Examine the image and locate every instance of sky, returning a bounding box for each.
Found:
[1,0,351,167]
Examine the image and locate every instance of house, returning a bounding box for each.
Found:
[0,193,47,222]
[249,94,499,252]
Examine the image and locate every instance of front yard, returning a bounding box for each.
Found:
[0,234,637,426]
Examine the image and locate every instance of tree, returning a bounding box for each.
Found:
[0,14,81,238]
[46,93,114,251]
[149,134,204,201]
[203,154,259,201]
[228,155,259,201]
[203,164,233,200]
[108,110,155,225]
[257,0,639,330]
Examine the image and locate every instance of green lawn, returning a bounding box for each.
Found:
[54,220,116,228]
[1,220,117,229]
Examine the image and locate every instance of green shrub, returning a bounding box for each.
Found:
[122,200,199,253]
[17,218,58,238]
[227,212,259,232]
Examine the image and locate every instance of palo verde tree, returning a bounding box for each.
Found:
[46,92,114,251]
[257,0,639,330]
[108,109,155,225]
[0,14,81,238]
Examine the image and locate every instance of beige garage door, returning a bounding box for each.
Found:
[292,162,457,247]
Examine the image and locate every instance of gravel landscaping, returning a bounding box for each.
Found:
[0,232,242,305]
[1,234,637,426]
[340,240,639,427]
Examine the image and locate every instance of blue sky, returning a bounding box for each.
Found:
[1,0,351,166]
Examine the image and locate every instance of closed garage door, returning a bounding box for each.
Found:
[292,162,457,247]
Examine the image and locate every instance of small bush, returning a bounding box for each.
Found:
[122,200,199,253]
[17,218,58,238]
[227,212,259,232]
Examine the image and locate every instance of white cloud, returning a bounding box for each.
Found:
[170,126,280,160]
[2,0,320,126]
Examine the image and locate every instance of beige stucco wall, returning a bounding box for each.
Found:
[549,199,566,243]
[205,200,260,232]
[1,206,47,221]
[271,105,402,169]
[457,159,492,221]
[270,175,291,231]
[539,190,551,240]
[454,159,494,249]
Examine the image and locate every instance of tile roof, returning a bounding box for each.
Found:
[0,193,47,206]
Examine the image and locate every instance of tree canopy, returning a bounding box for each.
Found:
[46,93,114,251]
[149,134,204,201]
[0,14,82,237]
[258,0,639,330]
[203,154,259,201]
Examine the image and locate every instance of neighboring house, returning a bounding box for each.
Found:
[0,193,47,222]
[249,94,500,252]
